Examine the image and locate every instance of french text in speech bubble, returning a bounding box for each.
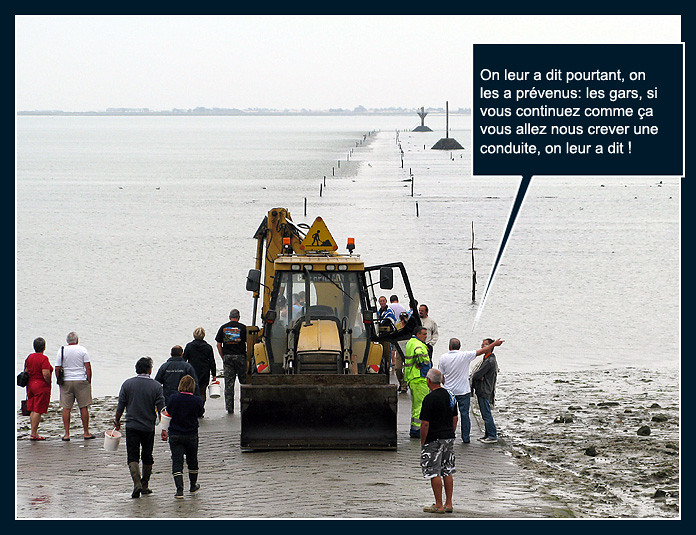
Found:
[472,44,684,327]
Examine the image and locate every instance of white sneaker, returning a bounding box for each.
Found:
[481,437,498,443]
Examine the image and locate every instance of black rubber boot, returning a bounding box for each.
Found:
[173,473,184,499]
[128,462,142,498]
[141,464,153,495]
[189,470,200,493]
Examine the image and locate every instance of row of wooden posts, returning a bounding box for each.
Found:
[395,130,477,300]
[302,129,477,301]
[304,131,373,216]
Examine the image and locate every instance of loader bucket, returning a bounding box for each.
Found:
[240,375,397,450]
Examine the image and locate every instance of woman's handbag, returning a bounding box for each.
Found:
[17,370,29,387]
[20,399,31,416]
[56,346,65,385]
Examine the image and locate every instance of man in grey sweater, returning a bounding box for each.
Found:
[470,338,504,443]
[114,357,166,498]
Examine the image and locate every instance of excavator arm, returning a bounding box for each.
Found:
[250,208,305,326]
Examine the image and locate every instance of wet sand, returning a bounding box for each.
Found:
[494,366,680,517]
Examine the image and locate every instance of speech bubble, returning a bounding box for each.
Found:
[472,44,684,327]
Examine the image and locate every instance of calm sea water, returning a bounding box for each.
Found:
[16,115,680,399]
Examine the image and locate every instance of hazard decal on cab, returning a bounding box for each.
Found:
[300,217,338,252]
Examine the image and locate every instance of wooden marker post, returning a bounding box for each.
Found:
[470,221,477,302]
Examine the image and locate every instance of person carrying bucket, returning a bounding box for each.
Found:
[114,357,165,498]
[160,374,204,499]
[182,327,217,408]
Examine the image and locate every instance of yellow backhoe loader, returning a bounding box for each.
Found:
[241,207,421,450]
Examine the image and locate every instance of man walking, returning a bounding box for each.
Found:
[471,338,504,443]
[55,332,94,441]
[418,304,439,358]
[419,368,458,514]
[114,357,166,498]
[183,327,217,407]
[404,326,431,438]
[215,309,247,413]
[438,337,504,443]
[155,346,199,403]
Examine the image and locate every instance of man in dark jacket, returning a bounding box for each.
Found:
[155,346,199,403]
[183,327,216,406]
[471,337,504,444]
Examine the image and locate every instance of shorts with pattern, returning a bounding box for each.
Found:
[59,380,93,409]
[420,438,456,479]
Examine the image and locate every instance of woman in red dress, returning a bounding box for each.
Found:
[24,337,53,441]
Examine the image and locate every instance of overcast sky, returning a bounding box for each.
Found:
[15,15,681,111]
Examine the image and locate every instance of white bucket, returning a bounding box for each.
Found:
[208,381,222,399]
[159,410,171,431]
[103,429,121,452]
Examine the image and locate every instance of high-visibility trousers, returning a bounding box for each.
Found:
[408,378,429,432]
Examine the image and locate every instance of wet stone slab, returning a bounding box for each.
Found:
[16,388,572,519]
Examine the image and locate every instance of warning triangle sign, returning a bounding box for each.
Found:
[300,217,338,252]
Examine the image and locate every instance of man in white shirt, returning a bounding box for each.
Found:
[438,337,501,443]
[56,332,94,440]
[388,294,407,318]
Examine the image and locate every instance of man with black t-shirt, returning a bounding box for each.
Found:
[419,367,458,514]
[215,309,247,413]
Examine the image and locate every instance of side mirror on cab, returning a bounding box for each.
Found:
[246,269,261,292]
[379,267,394,290]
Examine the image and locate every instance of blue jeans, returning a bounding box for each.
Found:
[477,396,497,439]
[454,393,471,442]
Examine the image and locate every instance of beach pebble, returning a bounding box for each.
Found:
[651,414,668,422]
[637,425,651,436]
[553,413,574,423]
[597,401,620,407]
[584,445,597,457]
[650,403,662,409]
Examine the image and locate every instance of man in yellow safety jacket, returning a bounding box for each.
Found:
[404,326,431,438]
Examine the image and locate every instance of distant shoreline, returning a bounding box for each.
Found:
[17,109,472,117]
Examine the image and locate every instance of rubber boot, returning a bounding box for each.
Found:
[128,462,142,498]
[141,464,153,495]
[173,473,184,499]
[189,470,200,493]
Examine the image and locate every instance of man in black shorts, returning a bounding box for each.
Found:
[419,367,458,514]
